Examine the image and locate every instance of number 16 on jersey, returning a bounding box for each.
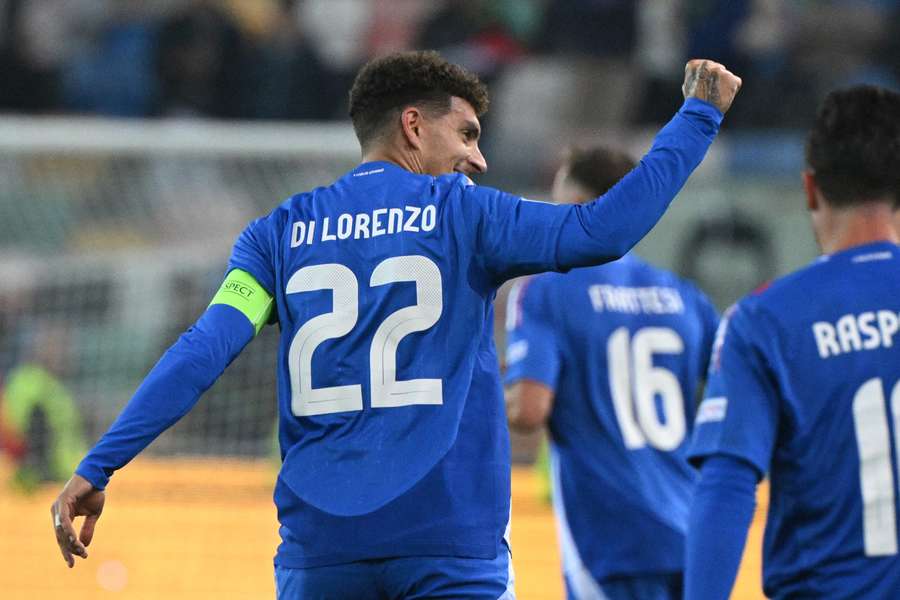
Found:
[608,326,687,452]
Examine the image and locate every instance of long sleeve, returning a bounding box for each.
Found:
[684,454,760,600]
[75,304,255,489]
[556,98,722,269]
[469,98,723,282]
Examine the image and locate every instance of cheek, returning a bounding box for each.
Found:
[438,142,464,165]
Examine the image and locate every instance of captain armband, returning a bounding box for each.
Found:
[209,269,274,335]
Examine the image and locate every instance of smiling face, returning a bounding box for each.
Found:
[416,96,487,177]
[349,52,490,177]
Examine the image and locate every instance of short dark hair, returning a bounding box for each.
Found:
[562,145,637,201]
[806,85,900,209]
[348,50,489,149]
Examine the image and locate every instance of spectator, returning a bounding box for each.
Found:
[0,0,64,112]
[154,0,247,118]
[1,320,85,493]
[536,0,636,59]
[241,0,336,120]
[416,0,533,85]
[61,4,158,117]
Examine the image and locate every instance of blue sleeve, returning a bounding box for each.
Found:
[687,302,780,475]
[228,212,280,295]
[684,454,759,600]
[75,304,255,489]
[696,291,720,376]
[503,278,562,391]
[468,99,723,282]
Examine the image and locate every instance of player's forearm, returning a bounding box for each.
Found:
[557,99,722,268]
[684,454,758,600]
[75,305,254,489]
[504,381,554,432]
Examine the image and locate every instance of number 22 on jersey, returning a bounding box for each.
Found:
[286,255,443,417]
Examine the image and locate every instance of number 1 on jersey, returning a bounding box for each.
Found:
[853,377,900,556]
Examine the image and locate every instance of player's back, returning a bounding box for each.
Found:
[230,161,516,567]
[735,241,900,598]
[508,255,717,581]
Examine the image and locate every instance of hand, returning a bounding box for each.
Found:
[682,59,742,114]
[51,474,105,568]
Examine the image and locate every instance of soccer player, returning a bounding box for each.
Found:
[684,85,900,599]
[49,51,740,598]
[504,145,719,600]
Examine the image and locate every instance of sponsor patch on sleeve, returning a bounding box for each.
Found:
[710,304,737,372]
[506,340,529,366]
[695,397,728,425]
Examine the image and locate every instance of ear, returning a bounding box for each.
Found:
[802,170,819,212]
[399,107,424,150]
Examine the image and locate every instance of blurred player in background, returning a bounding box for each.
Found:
[504,146,719,600]
[685,85,900,599]
[50,51,739,598]
[1,321,84,493]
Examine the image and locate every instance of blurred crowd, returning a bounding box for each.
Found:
[0,0,898,128]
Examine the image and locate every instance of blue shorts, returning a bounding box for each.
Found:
[275,545,515,600]
[565,572,682,600]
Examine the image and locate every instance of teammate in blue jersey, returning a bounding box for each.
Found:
[49,51,740,598]
[504,145,719,600]
[684,85,900,600]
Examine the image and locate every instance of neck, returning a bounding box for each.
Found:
[361,142,425,175]
[819,202,899,254]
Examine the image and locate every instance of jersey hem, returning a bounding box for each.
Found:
[273,541,500,569]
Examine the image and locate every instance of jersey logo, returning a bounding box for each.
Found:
[695,397,728,425]
[852,251,893,263]
[710,304,737,372]
[505,340,529,366]
[352,167,384,177]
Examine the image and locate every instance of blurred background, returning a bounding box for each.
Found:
[0,0,896,598]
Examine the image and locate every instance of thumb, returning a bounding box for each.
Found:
[79,513,100,547]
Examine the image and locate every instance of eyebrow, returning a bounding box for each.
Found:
[461,120,481,139]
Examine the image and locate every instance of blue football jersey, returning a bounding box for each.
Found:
[504,254,719,586]
[70,100,720,573]
[689,241,900,599]
[222,100,720,568]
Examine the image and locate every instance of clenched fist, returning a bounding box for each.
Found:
[682,60,742,114]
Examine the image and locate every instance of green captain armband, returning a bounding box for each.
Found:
[209,269,274,335]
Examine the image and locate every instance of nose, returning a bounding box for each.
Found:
[468,144,487,174]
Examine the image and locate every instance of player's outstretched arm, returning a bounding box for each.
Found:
[51,474,104,568]
[553,59,741,268]
[50,270,272,567]
[474,60,741,282]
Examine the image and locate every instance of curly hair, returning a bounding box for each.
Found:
[806,85,900,209]
[348,50,489,149]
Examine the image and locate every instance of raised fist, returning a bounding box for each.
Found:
[682,60,742,114]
